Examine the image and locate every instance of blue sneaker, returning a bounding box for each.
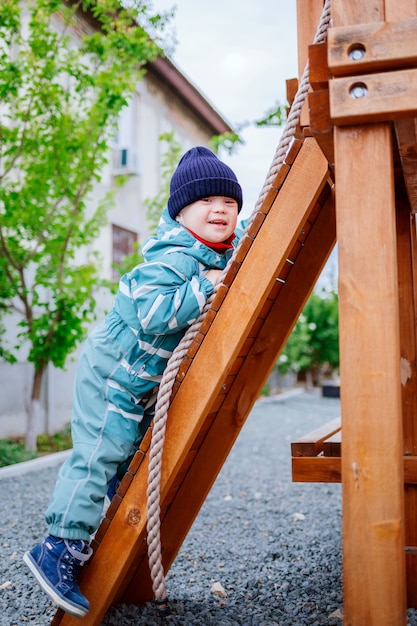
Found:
[23,535,92,617]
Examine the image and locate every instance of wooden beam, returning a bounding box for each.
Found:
[332,2,407,622]
[389,2,417,598]
[330,67,417,125]
[331,1,385,26]
[296,0,324,127]
[396,188,417,606]
[308,42,334,164]
[323,430,342,457]
[292,456,417,484]
[327,12,417,208]
[52,138,332,626]
[384,0,417,22]
[335,121,406,624]
[291,416,341,457]
[395,118,417,214]
[292,456,342,483]
[157,141,329,488]
[123,178,337,606]
[328,18,417,76]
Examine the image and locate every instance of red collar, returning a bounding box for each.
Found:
[186,228,235,253]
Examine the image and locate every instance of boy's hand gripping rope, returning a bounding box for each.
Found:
[146,0,331,615]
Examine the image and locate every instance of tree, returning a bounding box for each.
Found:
[254,100,287,128]
[0,0,170,449]
[277,288,339,387]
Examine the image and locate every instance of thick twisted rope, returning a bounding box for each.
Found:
[146,0,332,608]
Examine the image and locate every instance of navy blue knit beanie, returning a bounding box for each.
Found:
[167,146,243,219]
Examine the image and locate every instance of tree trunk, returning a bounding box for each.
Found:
[25,366,45,451]
[305,369,314,390]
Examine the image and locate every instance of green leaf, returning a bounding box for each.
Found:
[0,0,171,384]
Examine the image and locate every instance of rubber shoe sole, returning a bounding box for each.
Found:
[23,550,88,618]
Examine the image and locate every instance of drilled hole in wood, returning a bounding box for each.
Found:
[349,82,368,99]
[348,43,366,61]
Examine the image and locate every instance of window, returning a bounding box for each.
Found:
[112,225,138,282]
[112,95,140,176]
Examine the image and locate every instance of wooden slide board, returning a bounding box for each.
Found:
[51,136,335,625]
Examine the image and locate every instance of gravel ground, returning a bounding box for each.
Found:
[1,389,416,625]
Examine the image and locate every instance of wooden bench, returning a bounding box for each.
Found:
[291,417,417,485]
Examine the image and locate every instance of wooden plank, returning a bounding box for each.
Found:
[405,458,417,486]
[296,0,324,128]
[158,140,329,483]
[396,189,417,607]
[395,118,417,214]
[322,430,342,457]
[335,119,406,624]
[328,18,417,76]
[332,1,407,622]
[376,1,416,610]
[286,77,299,107]
[292,456,417,484]
[307,43,334,164]
[330,67,417,126]
[331,1,385,26]
[396,192,417,456]
[122,172,337,606]
[384,0,417,22]
[291,416,341,456]
[292,456,341,482]
[309,42,331,89]
[52,138,331,626]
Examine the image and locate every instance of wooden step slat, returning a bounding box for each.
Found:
[291,416,341,457]
[322,430,342,457]
[291,419,417,485]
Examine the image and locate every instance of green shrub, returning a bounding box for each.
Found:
[0,424,72,467]
[36,423,72,453]
[0,440,36,467]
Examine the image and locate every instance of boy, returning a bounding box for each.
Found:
[23,146,243,617]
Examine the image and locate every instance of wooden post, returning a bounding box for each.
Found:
[332,1,407,624]
[336,124,406,626]
[396,193,417,608]
[295,0,324,128]
[387,5,417,610]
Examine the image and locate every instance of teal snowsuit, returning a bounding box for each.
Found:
[45,209,241,541]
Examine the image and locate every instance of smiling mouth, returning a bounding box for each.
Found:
[209,219,227,225]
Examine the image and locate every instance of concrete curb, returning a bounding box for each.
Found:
[257,387,305,403]
[0,448,72,479]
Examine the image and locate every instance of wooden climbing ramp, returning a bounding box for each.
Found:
[51,135,335,626]
[52,0,417,624]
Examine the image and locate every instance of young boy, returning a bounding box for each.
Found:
[23,146,243,617]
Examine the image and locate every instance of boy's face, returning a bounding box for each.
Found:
[177,196,239,243]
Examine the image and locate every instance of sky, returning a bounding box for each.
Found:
[151,0,299,217]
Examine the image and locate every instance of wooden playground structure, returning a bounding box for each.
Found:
[51,1,417,624]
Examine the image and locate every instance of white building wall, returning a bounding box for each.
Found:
[0,51,223,439]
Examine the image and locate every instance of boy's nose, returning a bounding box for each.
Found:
[212,199,225,211]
